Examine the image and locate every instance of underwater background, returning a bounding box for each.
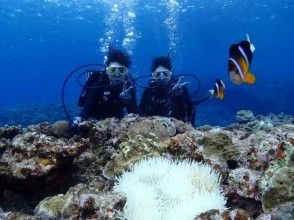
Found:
[0,0,293,126]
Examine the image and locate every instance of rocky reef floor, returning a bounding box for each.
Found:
[0,111,293,219]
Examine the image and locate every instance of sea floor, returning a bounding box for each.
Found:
[0,112,293,219]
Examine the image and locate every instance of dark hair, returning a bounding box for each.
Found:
[105,47,132,68]
[151,55,172,72]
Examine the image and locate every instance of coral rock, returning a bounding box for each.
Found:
[51,120,69,137]
[261,167,294,211]
[35,182,125,220]
[198,131,239,163]
[169,133,203,161]
[236,110,255,123]
[0,126,22,139]
[0,131,89,179]
[260,138,294,211]
[196,208,251,220]
[256,202,294,220]
[228,168,262,199]
[0,211,38,220]
[104,133,170,178]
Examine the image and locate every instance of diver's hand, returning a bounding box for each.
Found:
[73,116,82,125]
[209,89,215,98]
[171,76,189,96]
[119,82,133,100]
[69,116,82,134]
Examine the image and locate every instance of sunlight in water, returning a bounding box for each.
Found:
[99,0,140,56]
[97,0,206,59]
[164,0,181,56]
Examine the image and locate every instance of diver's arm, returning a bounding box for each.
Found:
[70,108,88,134]
[72,77,96,130]
[78,76,104,120]
[78,73,100,107]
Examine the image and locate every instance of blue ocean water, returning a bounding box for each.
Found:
[0,0,293,126]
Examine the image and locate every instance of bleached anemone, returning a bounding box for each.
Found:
[114,157,227,220]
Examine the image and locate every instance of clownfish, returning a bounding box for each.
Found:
[209,79,225,100]
[228,34,256,84]
[214,79,225,100]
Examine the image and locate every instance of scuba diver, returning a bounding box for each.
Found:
[139,55,225,125]
[139,55,194,123]
[71,47,137,129]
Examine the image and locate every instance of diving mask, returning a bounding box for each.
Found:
[106,66,128,76]
[106,66,128,86]
[152,70,172,80]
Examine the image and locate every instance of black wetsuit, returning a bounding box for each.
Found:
[78,71,137,120]
[139,79,194,124]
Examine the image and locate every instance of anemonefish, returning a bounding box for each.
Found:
[228,34,256,84]
[213,79,225,100]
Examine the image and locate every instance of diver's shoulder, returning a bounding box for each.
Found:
[87,70,108,84]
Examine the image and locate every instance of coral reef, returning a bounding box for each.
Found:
[0,112,293,219]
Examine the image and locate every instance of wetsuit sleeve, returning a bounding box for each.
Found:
[126,86,138,114]
[78,85,98,120]
[78,73,102,120]
[139,88,151,116]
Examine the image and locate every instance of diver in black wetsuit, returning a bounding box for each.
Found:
[139,55,225,125]
[72,47,137,128]
[139,55,194,123]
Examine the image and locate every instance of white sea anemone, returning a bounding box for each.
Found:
[114,157,227,220]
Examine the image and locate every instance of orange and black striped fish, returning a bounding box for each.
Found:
[213,79,225,100]
[228,34,256,84]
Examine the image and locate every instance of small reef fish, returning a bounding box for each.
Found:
[228,34,256,84]
[213,79,225,100]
